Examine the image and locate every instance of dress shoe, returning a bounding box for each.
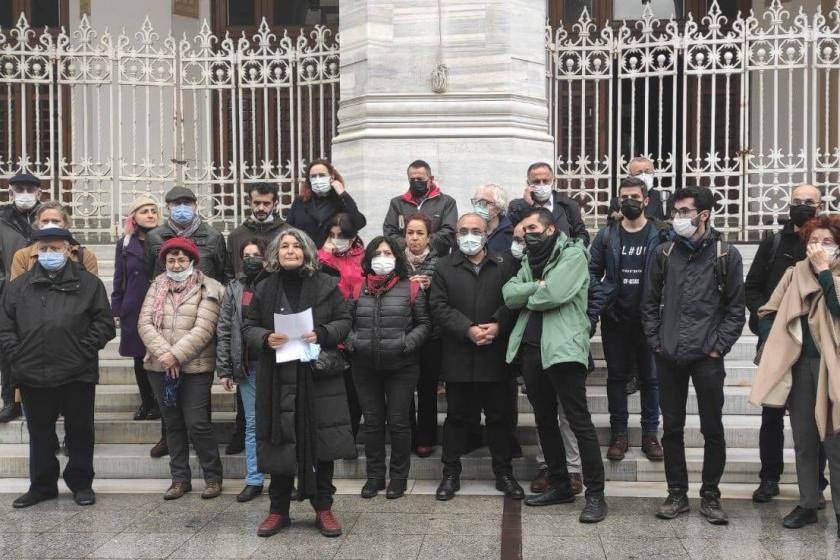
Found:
[495,474,524,499]
[656,490,690,519]
[133,404,150,421]
[12,490,57,508]
[314,508,342,537]
[257,512,290,537]
[569,473,583,495]
[0,403,22,423]
[641,434,664,461]
[699,494,729,525]
[435,475,460,501]
[783,506,818,529]
[163,481,192,500]
[150,438,169,458]
[415,445,434,458]
[237,484,264,503]
[606,434,628,461]
[386,479,407,499]
[752,480,780,503]
[579,493,608,523]
[525,486,575,507]
[530,464,549,493]
[146,404,162,421]
[202,480,222,499]
[225,432,245,455]
[361,478,385,499]
[73,488,96,506]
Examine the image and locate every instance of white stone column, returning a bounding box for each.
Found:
[332,0,553,237]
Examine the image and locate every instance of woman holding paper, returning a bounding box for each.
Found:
[137,237,225,501]
[242,228,355,539]
[345,236,431,500]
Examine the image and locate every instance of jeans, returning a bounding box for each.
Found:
[269,461,334,514]
[353,362,420,480]
[536,398,582,473]
[656,355,725,497]
[787,357,840,513]
[441,381,515,478]
[759,405,828,487]
[601,316,659,435]
[147,371,223,484]
[521,347,604,496]
[20,381,95,496]
[410,337,442,447]
[239,365,264,486]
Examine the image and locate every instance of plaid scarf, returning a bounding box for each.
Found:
[166,213,202,239]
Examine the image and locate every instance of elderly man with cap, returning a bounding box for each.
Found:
[0,227,116,508]
[0,171,43,423]
[144,186,230,284]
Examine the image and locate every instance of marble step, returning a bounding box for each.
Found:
[0,442,792,483]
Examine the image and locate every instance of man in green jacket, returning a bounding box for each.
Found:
[503,208,606,524]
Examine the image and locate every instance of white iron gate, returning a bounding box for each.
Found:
[548,0,840,240]
[0,14,339,241]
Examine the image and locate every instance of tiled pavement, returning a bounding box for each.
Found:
[1,488,840,559]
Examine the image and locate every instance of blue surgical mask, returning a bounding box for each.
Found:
[511,241,525,260]
[310,177,332,195]
[170,204,195,224]
[472,205,491,223]
[38,251,67,271]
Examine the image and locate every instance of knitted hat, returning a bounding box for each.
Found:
[127,194,158,217]
[159,237,200,265]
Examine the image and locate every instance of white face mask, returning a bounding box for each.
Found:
[531,183,553,203]
[511,241,525,260]
[310,177,332,195]
[166,263,194,283]
[371,255,396,275]
[332,238,351,253]
[13,192,37,211]
[673,217,699,239]
[636,172,654,191]
[458,233,484,256]
[824,244,839,258]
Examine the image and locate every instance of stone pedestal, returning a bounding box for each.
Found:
[332,0,553,237]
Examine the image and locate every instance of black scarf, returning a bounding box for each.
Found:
[527,232,558,279]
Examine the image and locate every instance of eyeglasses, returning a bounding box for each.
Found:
[790,198,821,208]
[670,207,699,218]
[470,198,495,209]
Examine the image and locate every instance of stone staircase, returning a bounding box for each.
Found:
[0,244,793,485]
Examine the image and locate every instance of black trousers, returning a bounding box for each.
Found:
[410,337,442,447]
[269,461,334,514]
[0,354,12,406]
[759,405,828,488]
[343,369,362,438]
[656,355,726,497]
[353,363,420,480]
[133,356,156,409]
[20,381,96,496]
[441,380,514,478]
[521,346,604,496]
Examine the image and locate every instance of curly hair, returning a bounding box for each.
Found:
[798,214,840,245]
[265,227,320,276]
[361,236,408,278]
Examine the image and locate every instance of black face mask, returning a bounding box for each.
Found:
[789,204,818,227]
[620,198,644,220]
[242,256,264,278]
[409,179,429,199]
[524,230,550,252]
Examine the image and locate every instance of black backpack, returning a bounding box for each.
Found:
[658,238,730,295]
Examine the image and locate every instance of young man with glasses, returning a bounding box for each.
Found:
[641,186,745,525]
[744,183,829,504]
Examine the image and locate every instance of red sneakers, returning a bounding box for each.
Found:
[314,508,342,537]
[257,513,290,537]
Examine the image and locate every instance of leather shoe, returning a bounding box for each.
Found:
[386,479,407,499]
[752,480,779,503]
[163,481,192,500]
[361,478,385,499]
[579,493,608,523]
[133,404,150,421]
[12,490,57,508]
[237,484,264,503]
[225,432,245,455]
[783,506,818,529]
[530,464,549,494]
[435,475,460,501]
[202,480,222,499]
[641,434,664,461]
[525,486,575,507]
[606,434,628,461]
[257,512,290,537]
[314,508,342,537]
[73,488,96,506]
[0,403,22,423]
[569,473,583,495]
[699,494,729,525]
[150,438,169,458]
[415,445,434,458]
[495,474,524,499]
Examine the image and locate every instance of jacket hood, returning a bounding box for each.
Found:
[400,180,443,205]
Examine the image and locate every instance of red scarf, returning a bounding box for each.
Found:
[365,273,399,296]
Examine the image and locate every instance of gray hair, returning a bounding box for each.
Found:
[628,156,653,169]
[473,184,508,215]
[265,227,320,276]
[35,200,70,226]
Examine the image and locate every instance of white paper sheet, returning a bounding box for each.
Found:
[273,309,314,363]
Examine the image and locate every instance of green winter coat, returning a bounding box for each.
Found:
[503,234,590,369]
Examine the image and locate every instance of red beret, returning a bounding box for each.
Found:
[159,237,200,266]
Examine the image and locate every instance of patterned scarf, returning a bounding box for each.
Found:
[365,272,399,296]
[166,213,202,239]
[405,247,430,272]
[151,269,201,331]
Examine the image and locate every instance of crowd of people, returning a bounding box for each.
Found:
[0,159,837,539]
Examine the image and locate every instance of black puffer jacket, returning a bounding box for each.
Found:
[346,278,431,370]
[144,221,230,283]
[641,229,746,365]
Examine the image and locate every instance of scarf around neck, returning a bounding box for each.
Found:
[405,247,430,271]
[365,272,399,296]
[151,270,201,330]
[167,213,202,239]
[528,233,558,279]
